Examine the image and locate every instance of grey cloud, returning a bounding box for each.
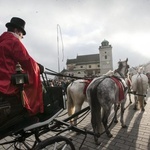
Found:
[0,0,150,74]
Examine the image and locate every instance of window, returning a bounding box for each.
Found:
[89,65,91,68]
[105,55,107,59]
[97,65,100,67]
[78,72,80,74]
[80,66,83,68]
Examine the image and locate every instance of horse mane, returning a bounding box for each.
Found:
[104,70,114,76]
[117,60,124,72]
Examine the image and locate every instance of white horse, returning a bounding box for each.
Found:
[66,70,116,125]
[67,79,91,125]
[131,67,149,111]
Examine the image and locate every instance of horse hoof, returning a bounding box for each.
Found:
[122,125,127,128]
[94,138,101,145]
[133,107,137,110]
[114,120,118,123]
[141,108,145,111]
[107,133,113,138]
[130,101,132,104]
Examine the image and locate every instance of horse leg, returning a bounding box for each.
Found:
[120,101,127,128]
[102,106,113,138]
[67,97,75,125]
[91,105,102,145]
[128,93,132,104]
[144,97,147,105]
[128,87,132,104]
[73,103,83,125]
[139,96,145,111]
[133,95,138,110]
[114,103,119,123]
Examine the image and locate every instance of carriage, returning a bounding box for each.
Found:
[0,69,97,150]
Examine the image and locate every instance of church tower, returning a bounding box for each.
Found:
[99,40,113,75]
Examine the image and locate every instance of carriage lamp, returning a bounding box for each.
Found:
[11,62,29,85]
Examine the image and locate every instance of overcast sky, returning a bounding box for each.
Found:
[0,0,150,73]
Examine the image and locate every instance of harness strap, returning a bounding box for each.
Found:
[111,76,127,102]
[83,79,92,95]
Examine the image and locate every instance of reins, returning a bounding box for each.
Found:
[127,73,146,97]
[127,91,146,97]
[45,68,93,80]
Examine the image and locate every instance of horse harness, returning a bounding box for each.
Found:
[111,76,128,102]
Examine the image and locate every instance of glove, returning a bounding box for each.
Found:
[37,63,44,74]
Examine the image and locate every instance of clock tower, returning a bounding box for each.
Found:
[99,40,113,75]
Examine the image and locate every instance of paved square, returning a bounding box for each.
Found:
[0,88,150,150]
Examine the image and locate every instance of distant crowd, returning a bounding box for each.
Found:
[43,78,72,95]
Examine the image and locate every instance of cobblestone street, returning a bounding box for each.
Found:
[0,88,150,150]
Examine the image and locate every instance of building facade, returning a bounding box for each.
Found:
[66,54,100,77]
[65,40,113,78]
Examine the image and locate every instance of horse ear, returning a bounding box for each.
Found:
[126,58,128,62]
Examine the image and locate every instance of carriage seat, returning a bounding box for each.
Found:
[0,107,39,140]
[37,86,65,122]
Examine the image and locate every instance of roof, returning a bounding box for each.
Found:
[66,59,77,64]
[66,54,99,64]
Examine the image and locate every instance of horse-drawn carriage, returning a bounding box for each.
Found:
[1,58,148,149]
[0,70,96,150]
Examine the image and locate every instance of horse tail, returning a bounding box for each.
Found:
[67,85,75,117]
[90,85,103,136]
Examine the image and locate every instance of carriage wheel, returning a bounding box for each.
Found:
[12,133,39,150]
[34,136,75,150]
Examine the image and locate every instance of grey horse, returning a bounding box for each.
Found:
[86,58,129,144]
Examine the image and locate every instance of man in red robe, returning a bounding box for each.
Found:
[0,17,44,132]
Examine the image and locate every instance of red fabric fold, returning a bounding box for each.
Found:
[111,77,124,101]
[0,32,44,115]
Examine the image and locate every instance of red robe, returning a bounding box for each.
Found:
[0,32,44,115]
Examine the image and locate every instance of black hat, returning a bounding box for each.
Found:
[6,17,26,35]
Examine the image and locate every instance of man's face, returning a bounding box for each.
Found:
[17,31,23,40]
[14,28,24,40]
